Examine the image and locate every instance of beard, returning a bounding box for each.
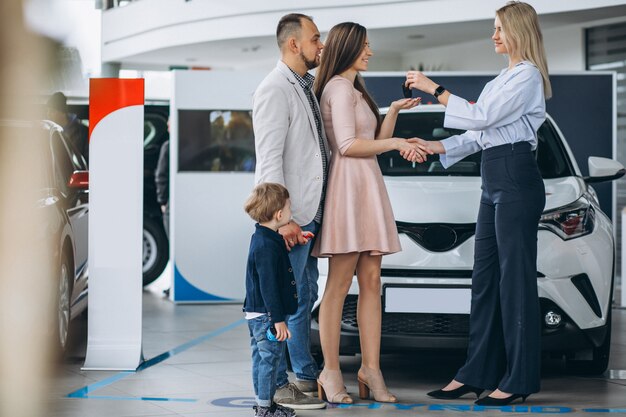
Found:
[300,51,319,70]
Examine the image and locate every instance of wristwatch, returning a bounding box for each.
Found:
[433,85,446,98]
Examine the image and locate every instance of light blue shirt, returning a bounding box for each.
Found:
[440,61,546,168]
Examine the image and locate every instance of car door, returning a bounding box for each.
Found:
[50,130,89,301]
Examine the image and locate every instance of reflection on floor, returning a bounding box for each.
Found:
[50,290,626,417]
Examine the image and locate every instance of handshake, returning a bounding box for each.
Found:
[389,72,446,163]
[395,137,444,163]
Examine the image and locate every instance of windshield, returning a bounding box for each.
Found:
[378,112,575,178]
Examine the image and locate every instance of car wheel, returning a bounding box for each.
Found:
[57,257,72,354]
[566,308,612,375]
[143,216,169,286]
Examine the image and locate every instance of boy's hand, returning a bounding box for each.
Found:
[274,322,291,342]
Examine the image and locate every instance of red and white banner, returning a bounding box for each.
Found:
[84,78,145,370]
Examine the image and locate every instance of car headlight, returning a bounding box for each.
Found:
[539,197,595,240]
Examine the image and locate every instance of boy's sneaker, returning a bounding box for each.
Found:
[274,382,326,409]
[254,403,297,417]
[275,404,297,417]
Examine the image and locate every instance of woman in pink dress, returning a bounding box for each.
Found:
[312,22,425,404]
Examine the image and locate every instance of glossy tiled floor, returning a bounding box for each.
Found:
[49,284,626,417]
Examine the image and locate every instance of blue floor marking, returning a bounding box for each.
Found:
[67,372,134,398]
[76,395,197,402]
[66,318,246,402]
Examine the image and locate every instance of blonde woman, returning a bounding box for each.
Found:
[405,1,551,406]
[312,22,425,404]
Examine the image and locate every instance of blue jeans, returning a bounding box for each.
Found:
[249,315,286,407]
[276,221,320,386]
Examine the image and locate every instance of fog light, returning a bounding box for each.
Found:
[544,311,562,328]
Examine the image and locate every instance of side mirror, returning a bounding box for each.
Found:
[68,170,89,189]
[584,157,625,183]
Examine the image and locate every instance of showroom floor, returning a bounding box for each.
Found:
[50,283,626,417]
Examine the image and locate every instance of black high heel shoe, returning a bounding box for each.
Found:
[427,384,484,400]
[475,393,529,406]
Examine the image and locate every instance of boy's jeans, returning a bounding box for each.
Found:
[249,315,286,407]
[276,221,320,387]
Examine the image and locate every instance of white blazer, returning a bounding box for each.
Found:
[253,60,330,226]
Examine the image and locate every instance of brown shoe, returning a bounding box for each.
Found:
[293,379,317,395]
[274,383,326,410]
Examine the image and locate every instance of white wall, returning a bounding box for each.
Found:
[102,0,626,64]
[401,24,585,72]
[368,51,404,72]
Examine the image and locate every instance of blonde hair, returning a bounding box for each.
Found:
[497,1,552,99]
[244,183,290,223]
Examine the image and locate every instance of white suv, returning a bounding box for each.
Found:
[310,105,624,375]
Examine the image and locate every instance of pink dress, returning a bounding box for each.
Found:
[313,75,401,257]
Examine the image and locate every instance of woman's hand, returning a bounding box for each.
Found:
[390,97,421,113]
[407,138,445,155]
[405,71,439,95]
[395,138,430,163]
[274,322,291,342]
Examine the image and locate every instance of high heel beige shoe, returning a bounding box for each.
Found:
[357,366,398,403]
[317,369,353,404]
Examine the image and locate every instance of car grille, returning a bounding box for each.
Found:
[340,295,469,336]
[396,221,476,252]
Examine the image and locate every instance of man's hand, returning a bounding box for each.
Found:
[274,322,291,342]
[278,221,306,251]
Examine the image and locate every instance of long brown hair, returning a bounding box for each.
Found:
[313,22,381,136]
[497,1,552,99]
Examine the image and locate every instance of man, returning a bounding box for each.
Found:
[253,13,329,410]
[46,92,89,163]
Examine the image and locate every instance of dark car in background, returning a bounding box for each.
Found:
[5,120,90,353]
[138,106,170,285]
[68,103,170,286]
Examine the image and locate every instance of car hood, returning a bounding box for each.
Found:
[386,176,585,224]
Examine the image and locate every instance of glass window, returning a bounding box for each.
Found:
[378,112,574,179]
[378,112,477,176]
[535,121,575,178]
[51,132,76,193]
[178,109,255,172]
[61,133,88,171]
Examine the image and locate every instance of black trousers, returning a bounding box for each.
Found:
[455,141,545,394]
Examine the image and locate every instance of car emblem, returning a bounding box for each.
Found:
[422,225,459,252]
[396,222,475,252]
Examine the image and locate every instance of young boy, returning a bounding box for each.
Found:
[243,183,300,417]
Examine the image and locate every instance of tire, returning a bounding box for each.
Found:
[57,257,72,355]
[143,216,169,286]
[566,308,612,375]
